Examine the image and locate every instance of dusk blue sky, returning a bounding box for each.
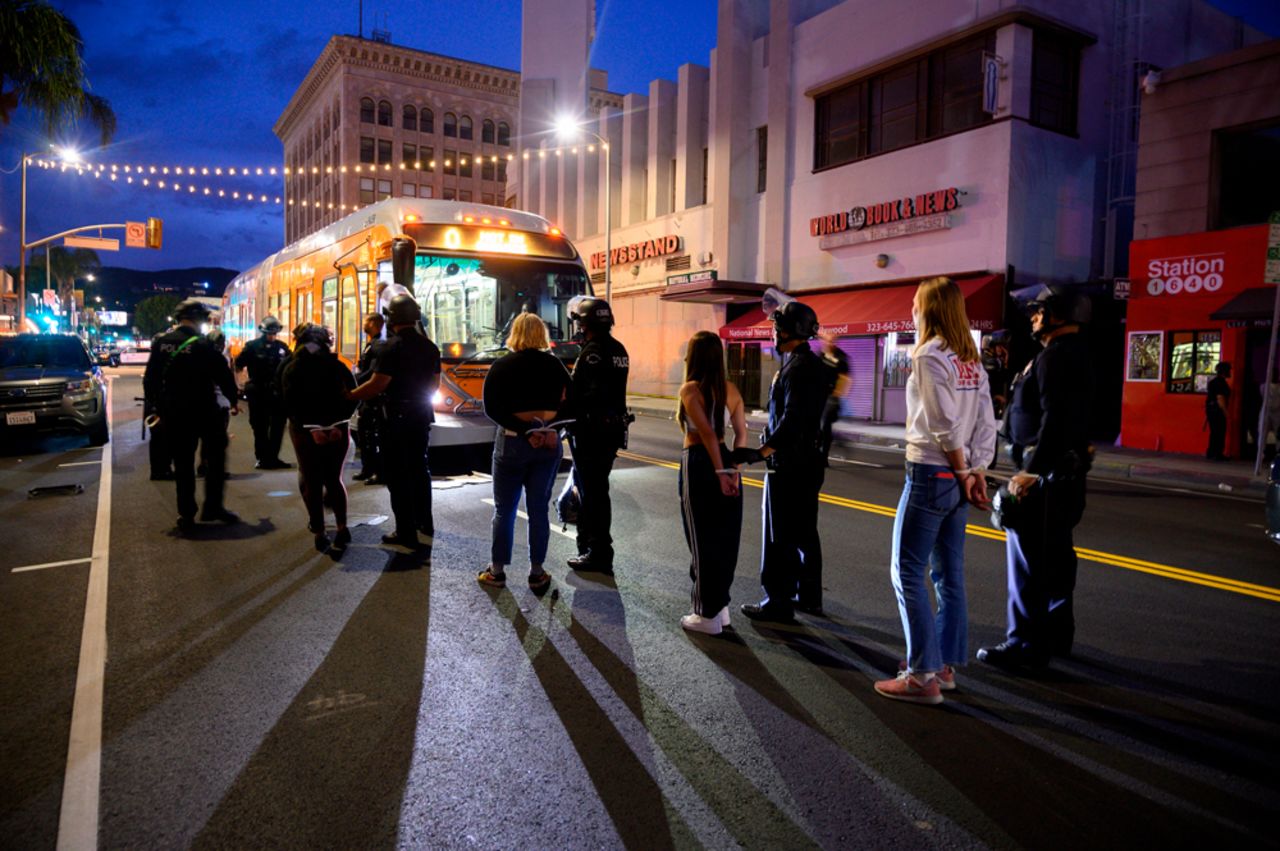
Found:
[1,0,1276,278]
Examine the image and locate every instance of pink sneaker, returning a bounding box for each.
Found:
[899,660,956,691]
[875,671,943,705]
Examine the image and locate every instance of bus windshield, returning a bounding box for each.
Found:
[410,253,589,357]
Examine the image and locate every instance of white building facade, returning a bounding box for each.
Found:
[510,0,1264,418]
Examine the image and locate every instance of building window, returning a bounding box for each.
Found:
[403,142,417,167]
[459,115,473,140]
[421,146,434,170]
[1030,31,1079,136]
[496,159,507,183]
[458,190,472,202]
[482,192,495,205]
[377,139,392,164]
[814,32,995,170]
[403,105,418,131]
[360,97,375,123]
[756,126,767,193]
[482,119,495,144]
[444,149,457,176]
[444,112,457,137]
[404,183,417,198]
[701,147,709,204]
[377,179,392,200]
[1167,330,1222,394]
[482,159,495,181]
[443,187,456,201]
[421,184,434,199]
[1213,121,1280,229]
[460,154,473,179]
[360,177,375,204]
[360,136,375,164]
[497,122,510,146]
[377,100,392,127]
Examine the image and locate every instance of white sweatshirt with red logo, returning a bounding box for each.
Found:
[904,338,997,470]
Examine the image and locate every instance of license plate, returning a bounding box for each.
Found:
[6,410,36,426]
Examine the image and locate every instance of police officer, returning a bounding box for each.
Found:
[732,301,831,622]
[348,294,441,549]
[143,301,205,481]
[235,315,292,469]
[978,285,1093,670]
[158,301,242,532]
[565,296,630,574]
[353,313,388,484]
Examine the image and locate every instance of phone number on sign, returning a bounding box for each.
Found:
[865,320,917,333]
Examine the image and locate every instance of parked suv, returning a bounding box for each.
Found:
[0,334,109,445]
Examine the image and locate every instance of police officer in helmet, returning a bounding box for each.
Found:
[732,300,830,622]
[978,284,1093,670]
[143,299,208,481]
[157,299,242,532]
[565,295,630,574]
[348,293,441,549]
[234,315,291,469]
[353,313,388,484]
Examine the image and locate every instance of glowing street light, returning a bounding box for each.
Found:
[556,115,613,303]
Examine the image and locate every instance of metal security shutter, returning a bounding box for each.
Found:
[837,337,876,419]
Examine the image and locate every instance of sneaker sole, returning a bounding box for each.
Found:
[874,684,944,705]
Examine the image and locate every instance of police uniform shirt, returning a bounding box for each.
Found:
[1206,374,1230,413]
[356,337,388,385]
[570,334,630,423]
[1007,332,1092,477]
[764,344,828,461]
[161,336,239,420]
[234,336,291,389]
[143,325,200,402]
[375,327,441,420]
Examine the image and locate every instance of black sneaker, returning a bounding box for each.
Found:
[566,554,613,574]
[199,508,241,524]
[740,603,796,624]
[977,641,1048,670]
[353,471,373,481]
[793,600,825,617]
[381,532,418,548]
[175,516,197,534]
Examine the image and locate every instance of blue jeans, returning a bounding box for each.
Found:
[490,429,563,568]
[890,462,969,673]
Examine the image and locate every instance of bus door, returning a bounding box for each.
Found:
[338,273,360,360]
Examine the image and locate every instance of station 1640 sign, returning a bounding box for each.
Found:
[811,187,962,250]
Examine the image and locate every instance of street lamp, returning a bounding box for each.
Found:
[555,116,612,304]
[18,146,82,332]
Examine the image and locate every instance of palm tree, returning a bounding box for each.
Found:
[0,0,116,145]
[30,245,100,323]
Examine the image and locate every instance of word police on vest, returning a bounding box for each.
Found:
[1146,253,1225,297]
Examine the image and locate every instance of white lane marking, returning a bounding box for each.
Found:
[57,377,113,851]
[58,461,102,468]
[828,456,885,468]
[12,557,92,574]
[481,497,574,539]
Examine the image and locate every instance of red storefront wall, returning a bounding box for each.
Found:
[1122,225,1267,455]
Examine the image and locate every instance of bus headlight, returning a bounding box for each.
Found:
[432,391,444,406]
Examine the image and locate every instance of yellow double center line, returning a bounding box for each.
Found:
[620,450,1280,604]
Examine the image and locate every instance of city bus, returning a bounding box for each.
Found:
[221,198,592,465]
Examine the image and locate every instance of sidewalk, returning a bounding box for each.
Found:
[627,394,1270,498]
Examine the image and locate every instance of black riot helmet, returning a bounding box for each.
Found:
[771,300,820,340]
[568,296,615,333]
[384,293,422,326]
[174,299,212,323]
[1019,284,1091,336]
[295,323,333,349]
[259,315,283,335]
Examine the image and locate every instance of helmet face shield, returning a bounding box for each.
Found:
[568,296,614,332]
[174,299,212,322]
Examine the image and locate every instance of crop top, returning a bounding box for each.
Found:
[482,348,573,435]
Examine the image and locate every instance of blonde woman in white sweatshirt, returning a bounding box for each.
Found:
[875,277,997,706]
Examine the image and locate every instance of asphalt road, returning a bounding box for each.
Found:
[1,367,1277,849]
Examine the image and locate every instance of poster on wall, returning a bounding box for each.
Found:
[1126,331,1163,382]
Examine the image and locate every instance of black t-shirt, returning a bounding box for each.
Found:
[161,336,238,422]
[281,349,357,426]
[375,327,442,419]
[483,348,572,434]
[1206,375,1230,413]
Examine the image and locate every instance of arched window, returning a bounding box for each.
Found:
[421,108,434,133]
[403,104,417,131]
[459,115,473,140]
[482,119,495,144]
[443,112,457,137]
[496,121,510,146]
[360,97,375,124]
[377,99,392,126]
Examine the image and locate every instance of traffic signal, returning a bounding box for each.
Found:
[146,217,163,250]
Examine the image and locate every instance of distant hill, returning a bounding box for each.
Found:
[92,266,239,311]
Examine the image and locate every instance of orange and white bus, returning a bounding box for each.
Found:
[222,198,592,460]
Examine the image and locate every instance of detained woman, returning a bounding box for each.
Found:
[676,331,748,635]
[281,324,357,551]
[875,277,997,705]
[477,313,573,591]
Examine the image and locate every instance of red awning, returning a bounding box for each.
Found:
[719,274,1003,341]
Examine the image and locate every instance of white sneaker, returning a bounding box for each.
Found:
[681,613,723,635]
[718,607,731,628]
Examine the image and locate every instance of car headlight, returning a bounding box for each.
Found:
[66,379,94,393]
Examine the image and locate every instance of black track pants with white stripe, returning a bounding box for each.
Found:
[678,443,744,617]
